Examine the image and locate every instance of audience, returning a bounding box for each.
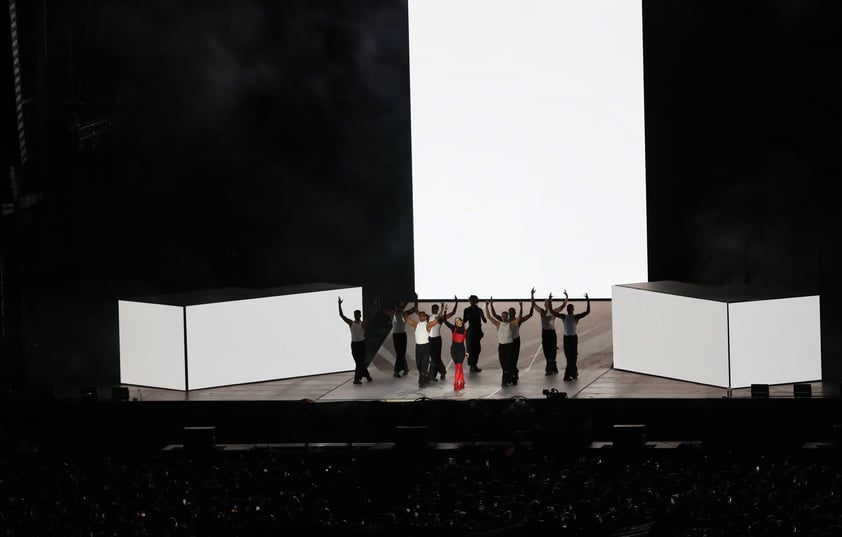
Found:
[1,439,841,536]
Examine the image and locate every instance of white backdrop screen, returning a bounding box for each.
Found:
[408,0,647,299]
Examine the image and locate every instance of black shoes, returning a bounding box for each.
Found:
[393,372,402,378]
[353,379,362,384]
[469,366,482,373]
[366,375,373,382]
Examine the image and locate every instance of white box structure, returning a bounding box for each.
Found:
[119,284,363,390]
[612,281,822,389]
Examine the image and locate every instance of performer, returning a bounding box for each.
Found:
[554,293,591,381]
[531,288,568,375]
[462,295,487,372]
[377,295,414,377]
[426,295,458,381]
[442,304,468,391]
[338,297,373,384]
[485,298,530,387]
[489,297,533,384]
[403,304,443,388]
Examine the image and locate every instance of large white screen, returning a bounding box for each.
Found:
[118,287,363,391]
[185,289,362,390]
[728,296,822,388]
[612,285,731,387]
[409,0,647,299]
[119,300,186,390]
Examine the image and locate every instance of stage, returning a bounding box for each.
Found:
[104,299,830,403]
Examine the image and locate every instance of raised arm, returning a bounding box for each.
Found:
[531,287,545,315]
[577,293,591,320]
[443,295,458,320]
[488,297,502,322]
[338,297,352,326]
[553,289,569,313]
[516,300,534,325]
[402,308,418,328]
[427,312,443,330]
[485,302,500,328]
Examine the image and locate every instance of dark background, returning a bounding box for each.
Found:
[2,0,840,390]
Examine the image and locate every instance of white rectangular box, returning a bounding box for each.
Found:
[119,284,363,390]
[612,281,821,389]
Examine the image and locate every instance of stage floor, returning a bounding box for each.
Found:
[108,299,831,402]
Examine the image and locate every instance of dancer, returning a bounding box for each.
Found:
[489,297,533,384]
[485,298,531,387]
[555,293,591,381]
[338,297,374,385]
[377,295,414,377]
[463,295,487,372]
[431,296,458,380]
[403,305,443,388]
[413,294,448,382]
[442,304,468,391]
[531,288,568,375]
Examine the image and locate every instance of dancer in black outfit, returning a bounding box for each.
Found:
[462,295,487,372]
[403,305,443,388]
[377,295,415,377]
[531,288,568,375]
[338,297,374,384]
[485,298,530,386]
[429,296,458,381]
[555,293,591,381]
[488,296,533,383]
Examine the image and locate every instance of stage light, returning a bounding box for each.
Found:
[793,384,812,398]
[542,388,567,399]
[751,384,770,398]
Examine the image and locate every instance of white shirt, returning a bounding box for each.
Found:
[415,321,430,345]
[540,310,556,330]
[497,322,514,344]
[428,313,442,337]
[350,321,365,342]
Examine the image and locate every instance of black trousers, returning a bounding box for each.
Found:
[351,340,368,381]
[498,342,517,384]
[466,328,483,368]
[393,332,408,373]
[542,329,558,373]
[416,343,432,386]
[563,334,578,379]
[429,336,445,378]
